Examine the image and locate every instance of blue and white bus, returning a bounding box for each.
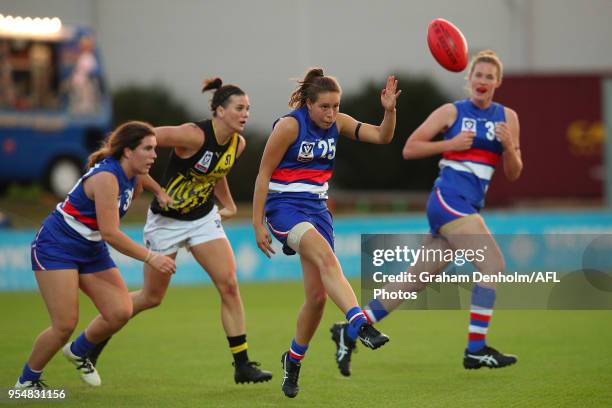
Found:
[0,15,112,197]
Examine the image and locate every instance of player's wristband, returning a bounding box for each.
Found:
[144,249,153,264]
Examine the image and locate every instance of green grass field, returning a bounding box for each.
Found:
[1,281,611,407]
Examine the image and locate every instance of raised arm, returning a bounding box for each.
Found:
[402,103,475,159]
[252,118,298,258]
[498,107,523,181]
[338,75,401,144]
[86,172,176,274]
[154,123,204,153]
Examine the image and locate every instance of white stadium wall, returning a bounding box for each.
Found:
[2,0,612,130]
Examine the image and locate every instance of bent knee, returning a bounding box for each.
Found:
[53,318,78,339]
[217,275,240,299]
[142,292,165,309]
[105,306,133,327]
[306,291,327,309]
[486,254,506,273]
[413,281,429,292]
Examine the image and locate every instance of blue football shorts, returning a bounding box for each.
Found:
[265,195,334,256]
[426,187,480,234]
[31,216,116,274]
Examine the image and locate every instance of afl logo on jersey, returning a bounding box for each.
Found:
[297,141,315,162]
[461,117,477,133]
[195,151,214,172]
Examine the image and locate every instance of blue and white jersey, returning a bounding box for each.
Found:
[268,106,339,200]
[52,157,136,241]
[435,99,506,208]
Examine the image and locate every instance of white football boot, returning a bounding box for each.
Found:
[62,343,101,386]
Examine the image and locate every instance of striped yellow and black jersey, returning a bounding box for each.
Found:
[150,119,238,220]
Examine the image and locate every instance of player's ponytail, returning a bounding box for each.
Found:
[289,67,341,108]
[202,77,245,116]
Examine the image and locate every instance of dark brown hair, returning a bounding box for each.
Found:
[87,121,155,168]
[288,68,342,108]
[202,77,245,116]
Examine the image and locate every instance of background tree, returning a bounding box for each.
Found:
[335,73,449,191]
[113,84,195,181]
[111,76,450,203]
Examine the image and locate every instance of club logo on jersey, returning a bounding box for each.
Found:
[461,117,477,133]
[297,141,315,162]
[195,151,214,172]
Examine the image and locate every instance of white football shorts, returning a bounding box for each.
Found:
[143,205,227,255]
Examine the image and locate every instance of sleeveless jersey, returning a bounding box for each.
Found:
[151,119,238,220]
[53,157,136,241]
[435,99,506,208]
[268,106,338,200]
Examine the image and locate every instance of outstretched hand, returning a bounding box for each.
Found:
[381,75,401,112]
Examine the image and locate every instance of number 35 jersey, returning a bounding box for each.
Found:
[269,106,339,200]
[435,99,506,209]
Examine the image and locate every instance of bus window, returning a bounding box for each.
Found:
[0,15,111,197]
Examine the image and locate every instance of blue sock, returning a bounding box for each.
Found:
[467,285,496,352]
[19,363,42,383]
[345,306,367,341]
[288,339,308,364]
[363,299,389,323]
[70,332,96,358]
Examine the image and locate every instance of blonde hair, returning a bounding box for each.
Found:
[467,50,503,82]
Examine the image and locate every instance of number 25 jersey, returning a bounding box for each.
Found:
[269,106,338,200]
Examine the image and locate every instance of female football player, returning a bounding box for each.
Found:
[16,121,176,389]
[87,78,272,385]
[253,67,401,398]
[332,50,522,375]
